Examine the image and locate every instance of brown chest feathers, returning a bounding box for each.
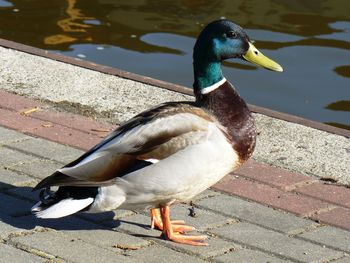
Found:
[196,81,257,162]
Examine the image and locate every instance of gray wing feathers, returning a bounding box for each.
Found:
[44,106,215,187]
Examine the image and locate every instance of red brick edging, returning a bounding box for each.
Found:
[1,90,350,231]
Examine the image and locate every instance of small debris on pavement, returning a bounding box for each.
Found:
[19,107,40,116]
[113,244,140,250]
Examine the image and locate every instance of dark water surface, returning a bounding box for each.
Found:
[1,0,349,129]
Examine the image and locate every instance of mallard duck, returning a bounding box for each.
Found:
[31,19,282,246]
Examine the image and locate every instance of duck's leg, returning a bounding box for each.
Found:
[150,208,194,233]
[159,205,208,246]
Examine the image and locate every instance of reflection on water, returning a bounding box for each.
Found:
[44,0,95,45]
[334,65,350,78]
[0,0,12,7]
[0,0,349,129]
[326,101,350,111]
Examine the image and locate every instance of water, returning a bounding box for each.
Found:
[0,0,349,129]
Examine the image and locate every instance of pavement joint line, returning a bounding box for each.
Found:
[192,194,320,237]
[214,174,350,219]
[281,179,319,192]
[8,224,154,261]
[208,231,304,263]
[4,162,54,181]
[234,171,319,192]
[87,209,238,261]
[293,228,350,255]
[152,237,238,261]
[0,136,32,146]
[0,170,40,189]
[3,144,67,165]
[300,205,340,219]
[209,226,347,263]
[292,182,350,208]
[8,237,63,261]
[145,234,240,262]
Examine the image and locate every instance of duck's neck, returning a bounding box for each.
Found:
[193,58,224,94]
[193,56,256,161]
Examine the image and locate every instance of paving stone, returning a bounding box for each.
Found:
[5,186,40,202]
[215,248,293,263]
[30,123,102,151]
[213,176,330,216]
[11,231,137,263]
[108,213,161,239]
[196,194,316,234]
[80,209,135,223]
[312,207,350,231]
[158,236,239,260]
[332,256,350,263]
[63,228,150,251]
[110,209,236,258]
[0,168,36,190]
[298,226,350,253]
[0,90,43,112]
[190,189,221,201]
[0,147,38,166]
[0,192,33,216]
[0,243,46,263]
[126,244,207,263]
[0,108,46,135]
[0,126,31,144]
[235,159,313,190]
[8,137,83,163]
[19,214,109,232]
[295,182,350,208]
[210,222,344,263]
[8,159,62,180]
[169,204,234,231]
[30,108,115,136]
[0,214,25,239]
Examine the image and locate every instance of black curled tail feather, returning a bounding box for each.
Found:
[31,186,99,217]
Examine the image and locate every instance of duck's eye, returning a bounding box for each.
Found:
[226,31,238,38]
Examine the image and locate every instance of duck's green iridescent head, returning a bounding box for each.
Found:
[193,20,282,89]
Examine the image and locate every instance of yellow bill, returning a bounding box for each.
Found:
[243,42,283,72]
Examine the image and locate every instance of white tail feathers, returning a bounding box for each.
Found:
[32,198,94,219]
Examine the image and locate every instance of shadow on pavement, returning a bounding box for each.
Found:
[0,184,154,237]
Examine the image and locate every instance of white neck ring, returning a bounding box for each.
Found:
[200,78,226,94]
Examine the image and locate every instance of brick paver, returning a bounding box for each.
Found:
[210,222,344,262]
[215,248,294,263]
[236,159,314,190]
[311,207,350,231]
[0,243,46,263]
[214,175,331,216]
[10,231,138,263]
[196,194,316,234]
[295,182,350,208]
[298,226,350,253]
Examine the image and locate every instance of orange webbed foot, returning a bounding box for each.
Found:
[155,206,208,246]
[150,208,194,233]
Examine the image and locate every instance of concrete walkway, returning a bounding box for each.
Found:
[0,91,350,263]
